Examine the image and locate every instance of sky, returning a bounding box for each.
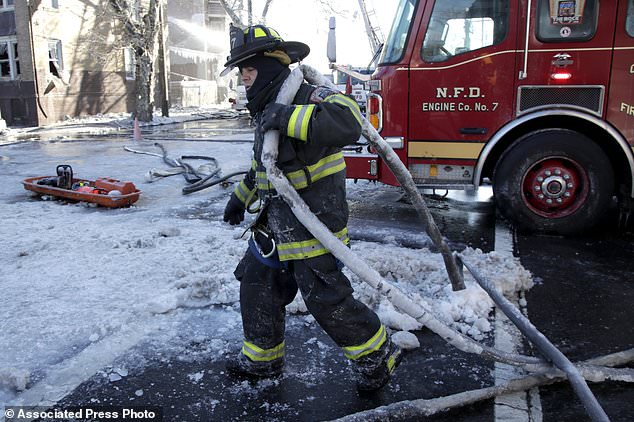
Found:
[0,109,534,410]
[262,0,400,72]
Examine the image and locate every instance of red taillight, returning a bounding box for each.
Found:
[367,96,379,115]
[366,93,383,131]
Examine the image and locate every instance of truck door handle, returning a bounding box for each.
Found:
[460,127,488,135]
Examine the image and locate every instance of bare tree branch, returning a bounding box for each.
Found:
[314,0,351,18]
[218,0,246,28]
[261,0,274,24]
[219,0,276,27]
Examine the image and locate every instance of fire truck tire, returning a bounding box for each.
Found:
[493,129,614,234]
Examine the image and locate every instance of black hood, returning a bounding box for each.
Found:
[240,55,288,101]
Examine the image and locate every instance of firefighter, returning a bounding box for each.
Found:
[221,24,402,392]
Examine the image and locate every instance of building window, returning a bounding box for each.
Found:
[124,47,136,80]
[44,0,59,8]
[0,38,19,80]
[48,40,63,78]
[0,0,15,10]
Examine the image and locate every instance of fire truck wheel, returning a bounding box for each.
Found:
[493,129,614,234]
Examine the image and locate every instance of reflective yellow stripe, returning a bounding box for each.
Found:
[287,153,346,189]
[387,348,401,373]
[234,180,255,204]
[242,340,285,362]
[408,141,484,159]
[255,171,270,190]
[244,189,258,210]
[327,96,363,125]
[254,27,267,38]
[343,325,387,360]
[277,227,349,261]
[269,28,281,39]
[287,105,315,141]
[324,94,363,125]
[255,152,346,191]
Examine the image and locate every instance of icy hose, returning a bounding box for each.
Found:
[331,348,634,421]
[260,66,542,367]
[124,143,248,194]
[457,254,610,422]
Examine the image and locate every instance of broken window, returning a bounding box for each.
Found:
[48,39,63,78]
[0,38,19,79]
[0,43,9,78]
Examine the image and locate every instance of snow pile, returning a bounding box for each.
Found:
[0,369,29,392]
[348,244,533,341]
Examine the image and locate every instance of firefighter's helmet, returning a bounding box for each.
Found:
[220,24,310,76]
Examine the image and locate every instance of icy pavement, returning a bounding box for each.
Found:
[0,117,533,415]
[0,107,243,146]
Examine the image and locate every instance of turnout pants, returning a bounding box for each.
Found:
[234,249,382,358]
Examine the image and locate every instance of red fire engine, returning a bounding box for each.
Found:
[344,0,634,234]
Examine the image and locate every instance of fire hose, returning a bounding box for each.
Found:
[261,65,610,421]
[124,143,248,194]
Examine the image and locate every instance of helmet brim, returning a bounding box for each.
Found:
[220,41,310,77]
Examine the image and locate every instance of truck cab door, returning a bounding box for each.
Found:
[407,0,519,185]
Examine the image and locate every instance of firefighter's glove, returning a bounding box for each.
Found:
[223,194,245,225]
[259,103,291,134]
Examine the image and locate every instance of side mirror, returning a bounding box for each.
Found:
[327,16,337,63]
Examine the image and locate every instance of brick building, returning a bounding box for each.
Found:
[0,1,140,127]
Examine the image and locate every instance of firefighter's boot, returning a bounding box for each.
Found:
[226,352,284,379]
[354,338,403,392]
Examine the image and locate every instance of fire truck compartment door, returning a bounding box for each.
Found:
[515,1,618,118]
[607,0,634,144]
